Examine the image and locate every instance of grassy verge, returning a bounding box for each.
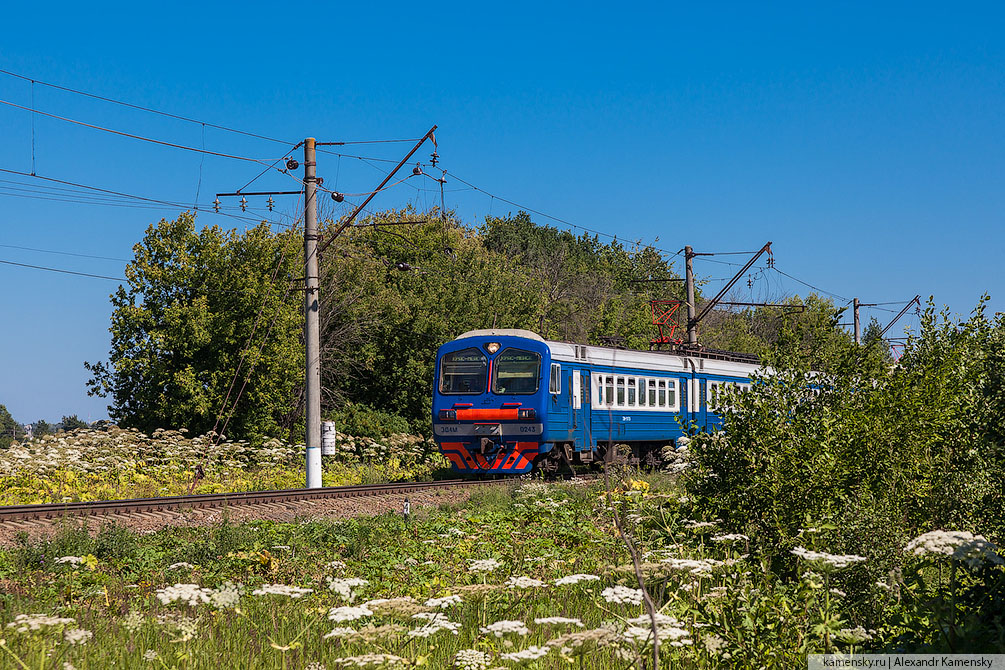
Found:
[0,474,1001,669]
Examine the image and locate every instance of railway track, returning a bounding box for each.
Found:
[0,478,510,524]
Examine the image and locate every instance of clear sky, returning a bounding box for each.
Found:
[1,2,1002,423]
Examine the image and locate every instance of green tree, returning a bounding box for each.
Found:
[60,414,89,431]
[33,419,54,437]
[86,213,304,443]
[0,404,17,448]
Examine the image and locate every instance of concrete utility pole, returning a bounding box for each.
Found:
[685,246,697,346]
[853,298,861,345]
[303,138,322,489]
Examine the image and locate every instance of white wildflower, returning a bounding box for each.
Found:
[505,576,546,589]
[328,577,369,602]
[682,520,717,530]
[791,547,867,570]
[468,558,502,573]
[554,573,600,586]
[142,649,159,661]
[453,649,491,670]
[167,562,195,571]
[209,582,242,609]
[408,615,460,637]
[328,605,373,623]
[251,584,313,599]
[659,556,722,576]
[534,617,584,627]
[624,624,691,646]
[54,556,84,566]
[155,584,214,606]
[500,645,550,662]
[829,588,846,598]
[711,533,749,542]
[323,627,359,639]
[304,663,328,670]
[331,653,406,668]
[327,560,347,571]
[7,614,76,632]
[480,619,530,637]
[906,530,1004,568]
[601,585,644,605]
[424,594,462,608]
[703,634,728,655]
[63,628,92,645]
[123,610,144,632]
[835,626,875,644]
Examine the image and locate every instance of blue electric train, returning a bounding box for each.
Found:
[431,329,760,475]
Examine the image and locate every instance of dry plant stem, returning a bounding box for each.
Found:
[603,449,660,670]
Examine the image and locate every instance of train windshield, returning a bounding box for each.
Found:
[492,348,541,395]
[439,348,487,394]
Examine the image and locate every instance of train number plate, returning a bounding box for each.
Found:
[473,423,502,436]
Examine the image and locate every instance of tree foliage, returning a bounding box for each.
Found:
[60,414,88,431]
[0,404,17,449]
[88,207,900,439]
[686,297,1005,580]
[86,213,303,443]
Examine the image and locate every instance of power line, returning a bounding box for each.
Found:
[771,266,849,302]
[0,243,130,263]
[0,258,125,281]
[0,98,281,165]
[0,167,289,228]
[0,68,425,149]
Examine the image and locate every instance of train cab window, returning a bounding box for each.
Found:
[549,363,561,394]
[627,378,637,406]
[648,379,657,406]
[616,377,626,406]
[605,376,615,406]
[439,348,487,394]
[491,348,541,395]
[658,380,667,407]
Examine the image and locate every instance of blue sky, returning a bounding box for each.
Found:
[1,2,1002,423]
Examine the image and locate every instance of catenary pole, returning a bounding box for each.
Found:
[853,298,861,345]
[685,246,697,346]
[303,138,322,488]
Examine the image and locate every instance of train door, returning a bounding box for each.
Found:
[570,370,592,450]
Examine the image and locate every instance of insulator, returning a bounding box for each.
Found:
[331,192,344,203]
[267,196,274,211]
[213,197,221,213]
[430,151,439,167]
[286,158,299,171]
[412,163,423,176]
[240,196,248,212]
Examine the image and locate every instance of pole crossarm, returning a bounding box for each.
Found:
[318,125,438,256]
[691,242,772,327]
[879,295,921,339]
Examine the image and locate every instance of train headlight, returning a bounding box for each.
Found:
[438,409,457,421]
[484,342,500,354]
[517,408,536,419]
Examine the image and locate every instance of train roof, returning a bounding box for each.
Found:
[453,329,545,342]
[450,329,761,376]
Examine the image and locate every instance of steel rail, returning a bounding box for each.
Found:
[0,479,506,522]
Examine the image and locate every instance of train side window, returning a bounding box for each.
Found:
[549,363,561,394]
[616,377,626,406]
[648,379,657,406]
[638,377,646,407]
[658,379,667,407]
[627,378,636,406]
[605,376,615,406]
[707,381,719,410]
[667,379,678,410]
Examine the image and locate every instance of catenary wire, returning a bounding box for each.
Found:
[0,68,427,148]
[0,98,280,165]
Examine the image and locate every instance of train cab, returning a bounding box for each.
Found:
[432,329,553,474]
